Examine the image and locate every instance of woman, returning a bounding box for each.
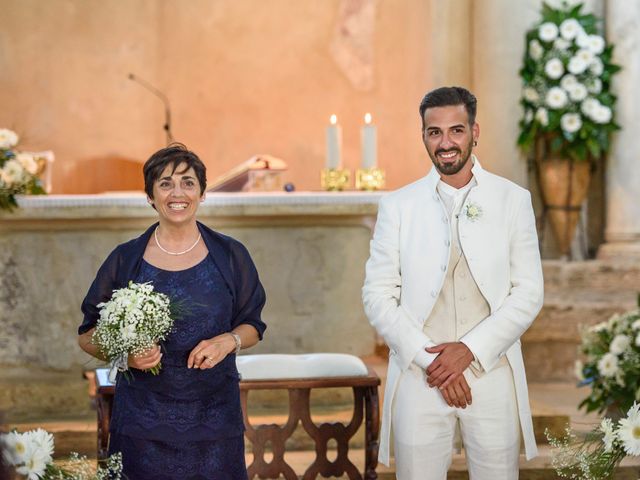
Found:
[78,144,266,479]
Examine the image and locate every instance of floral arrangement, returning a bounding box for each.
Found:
[93,281,177,380]
[546,402,640,479]
[0,428,122,479]
[576,307,640,415]
[517,1,620,163]
[0,128,46,211]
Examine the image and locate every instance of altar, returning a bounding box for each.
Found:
[0,192,383,417]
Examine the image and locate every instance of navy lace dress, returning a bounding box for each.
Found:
[107,256,247,480]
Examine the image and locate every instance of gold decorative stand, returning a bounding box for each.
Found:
[321,168,350,191]
[356,167,385,191]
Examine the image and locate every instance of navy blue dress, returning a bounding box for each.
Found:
[107,256,247,480]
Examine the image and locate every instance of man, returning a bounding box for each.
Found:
[362,86,543,479]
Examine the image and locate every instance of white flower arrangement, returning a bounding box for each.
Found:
[577,307,640,415]
[0,428,122,479]
[93,281,178,380]
[518,2,620,164]
[546,403,640,479]
[0,128,46,211]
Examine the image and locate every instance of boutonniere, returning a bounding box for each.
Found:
[463,201,483,222]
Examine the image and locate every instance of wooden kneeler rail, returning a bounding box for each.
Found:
[91,365,380,479]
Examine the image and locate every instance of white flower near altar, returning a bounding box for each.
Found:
[546,87,568,109]
[547,402,640,479]
[93,281,178,380]
[559,18,583,39]
[560,113,582,133]
[610,334,631,355]
[597,352,619,378]
[0,128,47,211]
[1,428,123,479]
[539,22,559,42]
[545,57,564,79]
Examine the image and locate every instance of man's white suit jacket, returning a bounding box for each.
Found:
[362,160,544,465]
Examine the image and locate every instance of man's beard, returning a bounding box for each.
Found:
[428,141,473,176]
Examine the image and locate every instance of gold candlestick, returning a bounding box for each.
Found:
[321,168,350,191]
[356,167,385,191]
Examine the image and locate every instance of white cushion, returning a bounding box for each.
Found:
[236,353,368,380]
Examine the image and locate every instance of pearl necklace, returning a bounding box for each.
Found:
[154,226,202,256]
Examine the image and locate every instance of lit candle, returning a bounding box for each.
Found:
[361,113,377,169]
[326,114,342,169]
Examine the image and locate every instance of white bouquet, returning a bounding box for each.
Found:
[546,402,640,479]
[0,428,122,479]
[92,281,177,380]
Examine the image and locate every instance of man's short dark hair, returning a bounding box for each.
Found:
[419,86,477,128]
[143,143,207,199]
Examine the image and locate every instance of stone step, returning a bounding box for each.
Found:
[543,259,640,293]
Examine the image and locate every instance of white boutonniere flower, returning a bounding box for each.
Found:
[464,202,483,222]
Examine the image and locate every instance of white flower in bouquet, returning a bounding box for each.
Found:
[592,105,612,124]
[567,82,588,101]
[553,37,570,51]
[585,34,605,54]
[539,21,559,42]
[15,152,39,175]
[0,128,19,149]
[524,109,534,123]
[16,449,49,480]
[561,113,582,134]
[535,107,549,126]
[529,39,544,59]
[546,87,568,109]
[617,403,640,456]
[545,58,565,79]
[93,281,177,380]
[559,18,583,40]
[576,48,595,65]
[610,334,631,355]
[581,97,600,118]
[589,320,608,333]
[597,352,619,377]
[631,319,640,331]
[586,78,602,94]
[568,55,588,74]
[523,86,539,103]
[560,74,577,90]
[600,417,616,453]
[635,332,640,347]
[1,159,27,187]
[590,57,604,75]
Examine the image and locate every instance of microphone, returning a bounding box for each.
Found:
[128,73,174,145]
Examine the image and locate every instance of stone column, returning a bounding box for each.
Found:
[598,0,640,259]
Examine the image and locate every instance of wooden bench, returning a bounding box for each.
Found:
[90,354,380,480]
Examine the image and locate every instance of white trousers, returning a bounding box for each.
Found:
[392,362,520,480]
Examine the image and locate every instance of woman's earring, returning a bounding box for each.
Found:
[473,140,478,147]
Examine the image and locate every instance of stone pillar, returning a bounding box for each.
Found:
[598,1,640,259]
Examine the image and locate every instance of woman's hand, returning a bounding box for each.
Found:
[188,333,236,369]
[128,345,162,370]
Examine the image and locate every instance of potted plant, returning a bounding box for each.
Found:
[517,1,620,256]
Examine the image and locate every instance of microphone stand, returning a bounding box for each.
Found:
[128,73,174,145]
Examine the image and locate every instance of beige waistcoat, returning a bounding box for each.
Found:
[424,185,507,374]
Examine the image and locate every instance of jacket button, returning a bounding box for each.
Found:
[445,239,451,247]
[430,290,437,298]
[441,265,447,272]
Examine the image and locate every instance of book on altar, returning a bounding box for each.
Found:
[208,154,287,192]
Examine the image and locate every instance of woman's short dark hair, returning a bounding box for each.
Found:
[419,86,477,129]
[143,143,207,198]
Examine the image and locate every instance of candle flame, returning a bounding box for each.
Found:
[364,113,372,124]
[330,114,337,125]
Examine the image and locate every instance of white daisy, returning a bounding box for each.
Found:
[597,352,619,378]
[568,56,588,75]
[587,78,602,94]
[535,107,549,126]
[560,18,583,40]
[590,58,604,76]
[529,39,544,60]
[546,87,568,109]
[632,319,640,330]
[525,109,534,123]
[560,74,578,90]
[539,22,559,42]
[568,83,588,101]
[592,105,612,124]
[553,37,571,51]
[581,97,600,118]
[586,34,605,54]
[0,128,19,149]
[545,58,565,79]
[617,403,640,456]
[576,48,595,65]
[635,332,640,347]
[600,417,615,453]
[15,153,39,175]
[561,113,582,134]
[523,86,540,103]
[610,334,631,355]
